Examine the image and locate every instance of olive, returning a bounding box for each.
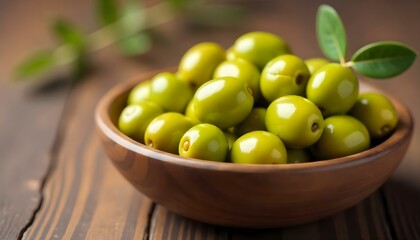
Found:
[214,58,261,100]
[223,132,238,150]
[193,77,254,130]
[179,123,229,162]
[230,131,287,164]
[118,102,163,143]
[306,63,359,116]
[260,54,310,103]
[149,72,193,113]
[184,100,201,125]
[144,112,195,154]
[349,92,398,139]
[304,58,330,75]
[287,149,311,163]
[311,115,370,160]
[266,95,324,148]
[231,31,291,70]
[234,107,266,136]
[226,47,237,61]
[127,80,151,105]
[177,42,225,88]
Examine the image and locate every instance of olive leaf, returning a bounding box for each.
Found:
[15,50,55,79]
[52,19,85,51]
[351,41,417,79]
[97,0,119,26]
[119,33,152,55]
[316,4,347,63]
[52,19,88,77]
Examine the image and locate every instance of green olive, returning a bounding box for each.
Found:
[193,77,254,130]
[306,63,359,117]
[223,132,238,150]
[287,148,310,163]
[177,42,225,88]
[127,80,151,105]
[311,115,370,160]
[149,72,193,113]
[231,31,291,70]
[230,131,287,164]
[226,47,237,61]
[213,59,261,100]
[234,107,266,136]
[118,102,163,143]
[179,123,229,162]
[349,92,398,139]
[304,58,330,75]
[266,95,324,148]
[144,112,195,154]
[184,100,200,125]
[260,54,310,103]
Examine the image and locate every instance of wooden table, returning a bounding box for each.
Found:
[1,0,420,239]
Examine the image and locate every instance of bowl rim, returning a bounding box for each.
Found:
[95,69,414,173]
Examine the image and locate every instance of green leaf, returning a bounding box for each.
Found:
[351,41,417,79]
[51,19,86,75]
[118,32,152,55]
[52,19,85,50]
[97,0,119,26]
[14,50,55,79]
[316,4,347,62]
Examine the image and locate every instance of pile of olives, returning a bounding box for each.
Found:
[118,31,398,164]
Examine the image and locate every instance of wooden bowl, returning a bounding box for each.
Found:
[95,70,413,228]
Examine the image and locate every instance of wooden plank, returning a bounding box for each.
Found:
[0,81,70,240]
[149,191,392,240]
[0,0,95,238]
[150,206,229,240]
[382,180,420,240]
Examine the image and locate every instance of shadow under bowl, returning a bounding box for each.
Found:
[95,70,413,228]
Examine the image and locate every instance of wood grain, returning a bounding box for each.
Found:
[149,192,392,240]
[1,0,420,238]
[382,180,420,240]
[0,0,98,237]
[0,82,70,240]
